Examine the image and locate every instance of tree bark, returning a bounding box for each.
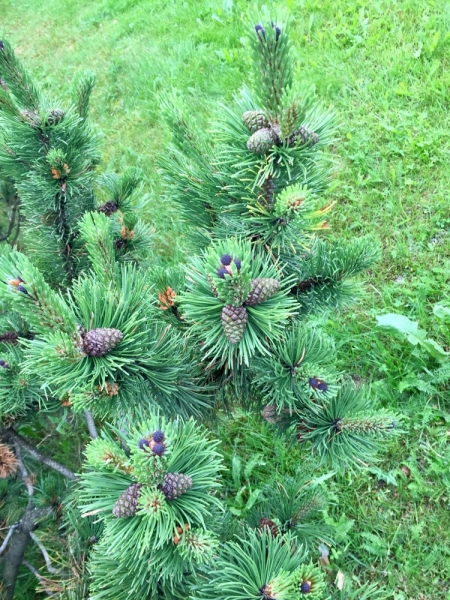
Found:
[2,506,51,600]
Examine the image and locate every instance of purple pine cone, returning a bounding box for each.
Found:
[220,254,233,266]
[152,430,165,443]
[254,24,265,39]
[153,442,165,456]
[271,22,281,40]
[300,581,311,593]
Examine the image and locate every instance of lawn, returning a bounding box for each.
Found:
[1,0,449,597]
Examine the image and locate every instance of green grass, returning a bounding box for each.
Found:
[1,0,450,597]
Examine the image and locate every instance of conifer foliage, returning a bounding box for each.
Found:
[0,13,400,599]
[78,413,223,599]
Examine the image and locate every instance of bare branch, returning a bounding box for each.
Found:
[2,506,52,600]
[1,429,77,481]
[29,532,62,575]
[23,560,55,596]
[14,441,34,496]
[84,410,98,439]
[0,523,18,556]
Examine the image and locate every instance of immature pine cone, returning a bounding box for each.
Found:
[112,483,143,518]
[0,331,19,344]
[160,473,192,500]
[221,305,248,343]
[46,108,66,125]
[288,126,319,148]
[245,278,279,306]
[247,128,278,155]
[242,110,270,134]
[97,201,118,217]
[83,328,123,357]
[259,517,279,537]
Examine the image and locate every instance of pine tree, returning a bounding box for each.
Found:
[0,13,401,599]
[159,13,398,465]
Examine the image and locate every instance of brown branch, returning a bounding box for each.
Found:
[1,436,58,599]
[1,429,77,481]
[1,504,53,599]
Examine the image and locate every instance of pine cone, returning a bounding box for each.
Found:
[46,108,66,125]
[0,331,19,344]
[301,581,312,593]
[288,126,319,148]
[242,110,270,133]
[259,517,279,537]
[245,278,279,306]
[160,472,192,500]
[152,430,165,443]
[97,200,118,217]
[83,328,123,357]
[221,305,248,343]
[292,563,326,598]
[112,483,143,518]
[0,444,17,478]
[247,128,278,155]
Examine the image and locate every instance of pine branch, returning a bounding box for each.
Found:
[29,531,62,575]
[0,249,78,337]
[0,523,19,556]
[79,211,119,286]
[1,441,54,600]
[23,560,56,597]
[1,428,77,480]
[14,440,34,496]
[72,71,96,120]
[0,38,41,109]
[84,410,98,439]
[2,507,47,600]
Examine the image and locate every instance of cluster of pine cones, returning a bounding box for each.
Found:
[243,110,319,155]
[138,430,166,456]
[112,431,193,518]
[20,108,65,129]
[212,254,280,344]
